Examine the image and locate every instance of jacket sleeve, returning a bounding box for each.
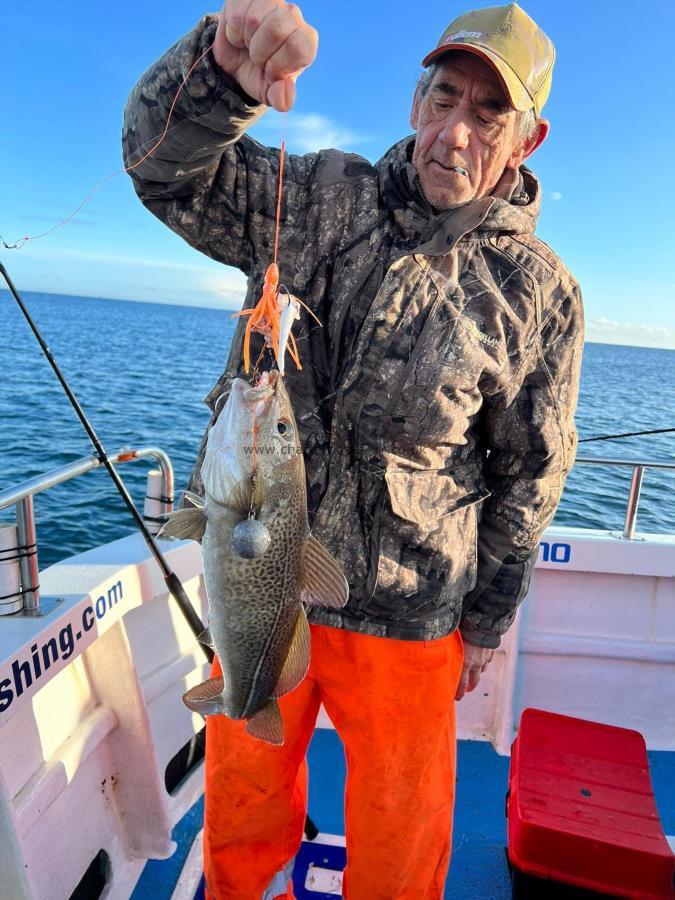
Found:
[460,282,585,649]
[121,13,322,275]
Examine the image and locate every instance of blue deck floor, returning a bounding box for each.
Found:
[133,729,675,899]
[307,730,516,898]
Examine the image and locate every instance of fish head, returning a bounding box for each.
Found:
[201,371,304,508]
[246,371,304,494]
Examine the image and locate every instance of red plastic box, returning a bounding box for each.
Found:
[507,708,675,899]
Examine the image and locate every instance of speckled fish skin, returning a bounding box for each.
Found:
[200,372,307,720]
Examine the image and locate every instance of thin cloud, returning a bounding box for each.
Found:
[6,246,248,309]
[15,246,234,275]
[549,191,563,201]
[587,318,675,350]
[252,111,370,155]
[199,270,248,309]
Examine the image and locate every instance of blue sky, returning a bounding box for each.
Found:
[1,0,674,348]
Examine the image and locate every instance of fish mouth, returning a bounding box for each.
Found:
[232,371,278,413]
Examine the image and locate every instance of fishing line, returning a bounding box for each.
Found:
[251,345,268,382]
[0,43,216,251]
[273,113,287,268]
[252,421,259,491]
[0,262,213,662]
[579,427,675,444]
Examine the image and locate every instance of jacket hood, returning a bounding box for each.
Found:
[376,137,541,250]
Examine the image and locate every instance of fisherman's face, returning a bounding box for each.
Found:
[410,52,536,209]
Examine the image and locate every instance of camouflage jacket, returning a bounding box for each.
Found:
[122,15,584,647]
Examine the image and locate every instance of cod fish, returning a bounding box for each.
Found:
[159,371,348,745]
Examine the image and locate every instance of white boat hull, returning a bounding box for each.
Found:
[0,523,673,898]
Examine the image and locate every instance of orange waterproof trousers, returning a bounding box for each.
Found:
[203,623,464,900]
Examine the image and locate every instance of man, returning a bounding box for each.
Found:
[123,2,583,897]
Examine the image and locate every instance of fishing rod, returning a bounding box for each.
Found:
[0,262,213,663]
[579,427,675,444]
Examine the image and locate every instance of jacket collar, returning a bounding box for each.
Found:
[376,136,541,256]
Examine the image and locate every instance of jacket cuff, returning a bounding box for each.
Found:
[460,545,538,649]
[185,15,265,129]
[459,622,501,650]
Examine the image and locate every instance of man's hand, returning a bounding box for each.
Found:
[213,0,318,112]
[455,642,494,701]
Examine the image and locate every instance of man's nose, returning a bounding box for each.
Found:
[438,111,470,150]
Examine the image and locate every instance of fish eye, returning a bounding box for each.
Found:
[277,420,290,436]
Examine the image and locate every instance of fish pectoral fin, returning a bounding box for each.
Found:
[228,476,267,518]
[245,700,284,745]
[197,626,215,652]
[183,490,206,509]
[182,676,226,717]
[272,606,310,698]
[301,536,349,609]
[157,507,207,542]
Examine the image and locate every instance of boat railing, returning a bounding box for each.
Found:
[0,447,173,617]
[0,452,672,618]
[574,456,675,540]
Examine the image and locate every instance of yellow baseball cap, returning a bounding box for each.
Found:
[422,3,555,117]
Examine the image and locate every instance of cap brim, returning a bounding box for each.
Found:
[421,43,534,113]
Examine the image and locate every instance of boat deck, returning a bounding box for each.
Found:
[131,730,675,899]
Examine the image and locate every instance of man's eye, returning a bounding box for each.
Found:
[477,117,494,127]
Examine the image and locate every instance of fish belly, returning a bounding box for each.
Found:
[202,517,302,720]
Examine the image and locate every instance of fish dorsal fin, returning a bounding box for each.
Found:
[182,676,226,717]
[301,536,349,609]
[184,491,205,509]
[228,475,267,517]
[272,607,310,698]
[158,507,207,542]
[245,699,284,745]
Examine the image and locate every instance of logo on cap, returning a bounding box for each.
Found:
[443,31,482,43]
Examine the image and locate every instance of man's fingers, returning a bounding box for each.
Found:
[267,76,296,112]
[241,0,278,45]
[224,0,256,49]
[216,0,316,109]
[248,10,296,71]
[455,668,474,701]
[455,665,483,701]
[456,644,495,701]
[467,668,482,692]
[264,24,317,84]
[455,672,469,701]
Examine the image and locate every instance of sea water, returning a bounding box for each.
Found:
[1,291,673,568]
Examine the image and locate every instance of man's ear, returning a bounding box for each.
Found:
[410,86,422,131]
[506,118,550,169]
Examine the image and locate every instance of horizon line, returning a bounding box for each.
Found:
[1,287,673,352]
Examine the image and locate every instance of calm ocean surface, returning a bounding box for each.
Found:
[1,291,674,569]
